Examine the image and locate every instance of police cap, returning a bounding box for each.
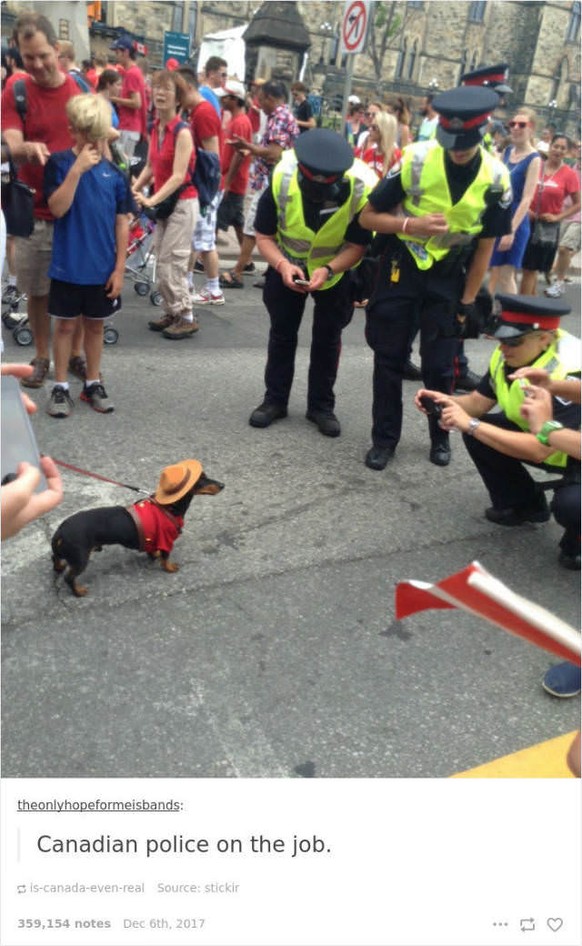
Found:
[493,293,571,340]
[460,63,512,94]
[294,129,354,180]
[432,86,499,150]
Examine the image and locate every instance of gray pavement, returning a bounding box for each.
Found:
[2,272,580,778]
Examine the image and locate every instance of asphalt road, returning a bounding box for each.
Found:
[2,273,580,778]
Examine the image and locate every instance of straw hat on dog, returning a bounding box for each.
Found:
[154,460,202,505]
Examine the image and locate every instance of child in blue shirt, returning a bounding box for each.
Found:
[44,94,132,417]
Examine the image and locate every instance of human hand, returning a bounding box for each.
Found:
[497,233,515,251]
[75,142,101,174]
[508,367,551,388]
[105,268,124,299]
[408,213,448,237]
[1,457,63,541]
[519,384,553,434]
[1,363,37,414]
[306,267,330,292]
[540,213,558,223]
[23,141,51,165]
[278,261,309,293]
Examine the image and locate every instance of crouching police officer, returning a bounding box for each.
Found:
[249,128,377,437]
[415,295,581,569]
[359,85,512,470]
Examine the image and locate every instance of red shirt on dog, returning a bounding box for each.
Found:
[131,498,183,554]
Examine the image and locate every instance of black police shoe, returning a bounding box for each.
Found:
[429,442,451,466]
[365,445,396,470]
[485,494,550,526]
[402,359,423,381]
[455,369,482,392]
[249,400,288,428]
[306,409,341,437]
[558,550,581,571]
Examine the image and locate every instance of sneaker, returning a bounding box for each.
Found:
[544,281,565,298]
[21,357,50,389]
[1,284,19,305]
[542,662,581,698]
[148,313,176,332]
[47,384,74,418]
[68,355,87,381]
[80,381,114,413]
[162,317,200,340]
[194,259,205,273]
[191,288,225,306]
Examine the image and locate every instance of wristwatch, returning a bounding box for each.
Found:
[324,264,335,281]
[536,420,564,445]
[466,418,481,436]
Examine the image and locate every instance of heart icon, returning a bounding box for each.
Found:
[547,918,563,932]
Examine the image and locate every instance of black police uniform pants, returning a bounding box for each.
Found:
[365,247,461,449]
[463,413,581,555]
[261,267,354,412]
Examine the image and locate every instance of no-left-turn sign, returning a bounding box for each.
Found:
[340,0,372,55]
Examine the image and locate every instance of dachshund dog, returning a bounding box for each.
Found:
[51,460,223,597]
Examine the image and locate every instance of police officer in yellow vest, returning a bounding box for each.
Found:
[249,128,377,437]
[360,86,512,470]
[460,63,513,155]
[415,294,581,569]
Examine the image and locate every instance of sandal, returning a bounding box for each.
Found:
[219,270,244,289]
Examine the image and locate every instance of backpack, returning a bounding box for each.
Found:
[172,120,221,214]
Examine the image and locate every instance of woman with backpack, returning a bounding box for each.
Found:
[131,69,198,340]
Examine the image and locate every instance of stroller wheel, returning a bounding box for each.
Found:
[150,290,163,307]
[103,326,119,345]
[134,281,149,297]
[14,323,33,346]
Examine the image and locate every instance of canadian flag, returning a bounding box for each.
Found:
[395,561,581,665]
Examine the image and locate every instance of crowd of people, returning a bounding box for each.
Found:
[1,15,580,745]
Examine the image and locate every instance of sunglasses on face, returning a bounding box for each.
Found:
[508,121,528,129]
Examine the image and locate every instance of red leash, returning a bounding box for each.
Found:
[53,459,150,495]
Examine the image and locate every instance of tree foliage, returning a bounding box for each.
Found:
[368,1,412,90]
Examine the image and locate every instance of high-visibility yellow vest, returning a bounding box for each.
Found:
[271,151,377,289]
[489,329,581,469]
[397,140,510,270]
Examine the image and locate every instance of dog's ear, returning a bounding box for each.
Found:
[194,473,224,496]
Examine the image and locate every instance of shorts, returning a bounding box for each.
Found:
[48,279,122,319]
[192,193,218,251]
[216,191,245,231]
[243,186,266,238]
[559,219,581,253]
[14,219,53,297]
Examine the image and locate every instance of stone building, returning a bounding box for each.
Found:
[2,0,580,135]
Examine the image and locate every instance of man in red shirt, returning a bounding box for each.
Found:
[216,80,252,250]
[109,35,147,160]
[1,11,83,388]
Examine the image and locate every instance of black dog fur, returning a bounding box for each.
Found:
[51,473,223,597]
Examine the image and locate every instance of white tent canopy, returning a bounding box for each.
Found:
[196,25,246,82]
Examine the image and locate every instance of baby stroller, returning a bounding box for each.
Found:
[125,213,162,307]
[1,286,32,346]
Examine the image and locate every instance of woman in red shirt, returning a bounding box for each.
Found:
[132,70,198,339]
[357,112,401,179]
[520,134,581,295]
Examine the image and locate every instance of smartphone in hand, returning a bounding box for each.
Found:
[1,375,47,492]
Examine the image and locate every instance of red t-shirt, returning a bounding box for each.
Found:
[149,116,196,200]
[132,499,184,555]
[1,72,80,220]
[531,163,580,216]
[118,62,146,135]
[222,112,253,194]
[189,98,222,152]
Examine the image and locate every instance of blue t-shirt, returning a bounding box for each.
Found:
[44,149,133,285]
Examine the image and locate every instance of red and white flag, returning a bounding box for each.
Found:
[395,561,581,665]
